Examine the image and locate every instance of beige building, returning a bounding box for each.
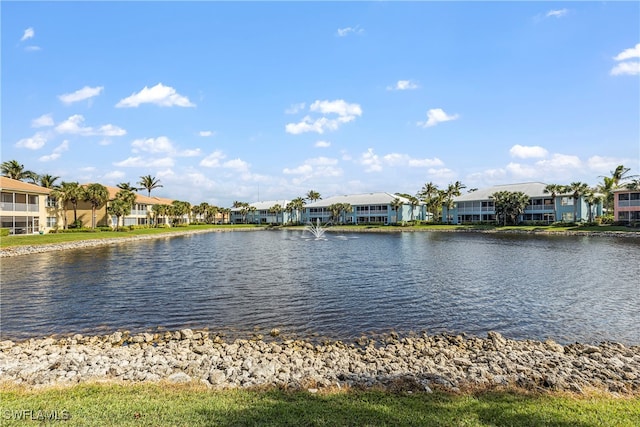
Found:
[0,176,60,234]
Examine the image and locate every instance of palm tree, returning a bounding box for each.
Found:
[291,197,306,224]
[625,179,640,190]
[390,198,403,224]
[491,191,529,226]
[418,182,440,222]
[83,183,109,228]
[108,198,131,230]
[340,203,353,225]
[442,182,466,223]
[38,174,60,189]
[306,190,321,203]
[567,182,590,222]
[152,203,170,226]
[543,184,565,223]
[248,206,257,224]
[584,191,602,223]
[111,188,137,228]
[269,204,283,225]
[1,160,37,182]
[138,175,163,197]
[327,203,342,223]
[51,181,82,228]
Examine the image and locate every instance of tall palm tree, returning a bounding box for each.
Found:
[1,160,37,182]
[83,183,109,228]
[112,188,137,227]
[138,175,163,197]
[306,190,321,203]
[291,197,306,224]
[543,183,565,223]
[51,181,82,228]
[442,182,466,223]
[418,182,440,222]
[328,203,342,223]
[584,191,602,223]
[390,198,403,224]
[567,182,590,222]
[152,203,169,226]
[117,182,139,193]
[624,179,640,190]
[269,204,283,225]
[340,203,353,224]
[38,174,60,189]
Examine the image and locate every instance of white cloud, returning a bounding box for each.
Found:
[380,153,444,168]
[21,28,34,41]
[310,99,362,117]
[337,26,364,37]
[103,170,126,180]
[282,157,342,185]
[199,130,214,137]
[114,156,175,168]
[55,114,126,136]
[58,86,104,104]
[535,153,582,169]
[98,139,112,146]
[315,140,331,148]
[38,140,69,162]
[610,62,640,76]
[31,113,54,128]
[505,162,539,179]
[285,103,306,114]
[587,155,628,172]
[613,43,640,61]
[509,144,549,159]
[361,148,382,172]
[116,83,195,108]
[546,9,568,18]
[200,151,226,168]
[387,80,419,91]
[286,99,362,134]
[223,158,250,172]
[131,136,200,157]
[132,136,174,154]
[610,43,640,76]
[417,108,459,128]
[16,132,47,150]
[24,46,41,52]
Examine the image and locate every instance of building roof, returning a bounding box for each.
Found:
[0,176,52,194]
[230,200,291,212]
[98,185,173,205]
[306,192,417,208]
[454,182,559,202]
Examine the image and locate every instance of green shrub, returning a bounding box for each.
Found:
[0,228,9,237]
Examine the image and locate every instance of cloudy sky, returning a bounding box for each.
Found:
[3,2,638,206]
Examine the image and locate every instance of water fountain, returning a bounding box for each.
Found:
[305,218,328,239]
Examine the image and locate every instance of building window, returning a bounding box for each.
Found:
[46,217,57,228]
[561,197,574,206]
[46,196,57,207]
[618,193,630,201]
[562,212,574,221]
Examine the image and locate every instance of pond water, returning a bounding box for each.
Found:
[1,231,639,344]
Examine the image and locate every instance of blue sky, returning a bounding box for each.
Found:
[2,1,639,206]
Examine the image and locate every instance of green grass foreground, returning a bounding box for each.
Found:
[1,384,638,426]
[0,225,260,248]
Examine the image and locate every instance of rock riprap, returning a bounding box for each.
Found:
[1,330,638,394]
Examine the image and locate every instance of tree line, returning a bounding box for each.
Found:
[2,159,638,228]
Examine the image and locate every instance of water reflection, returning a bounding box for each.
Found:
[1,231,639,344]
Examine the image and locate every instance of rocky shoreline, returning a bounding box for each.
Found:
[2,226,638,258]
[1,330,638,395]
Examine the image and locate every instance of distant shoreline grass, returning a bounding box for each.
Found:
[1,223,638,249]
[1,383,638,426]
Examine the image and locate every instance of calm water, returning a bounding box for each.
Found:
[1,231,639,344]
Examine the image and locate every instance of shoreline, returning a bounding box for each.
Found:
[1,226,638,258]
[1,330,638,395]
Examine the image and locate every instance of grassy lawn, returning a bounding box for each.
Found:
[1,384,638,426]
[0,225,262,248]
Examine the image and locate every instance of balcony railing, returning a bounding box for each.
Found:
[0,202,39,212]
